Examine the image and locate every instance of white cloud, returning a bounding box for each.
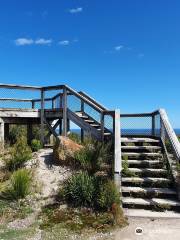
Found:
[114,45,124,51]
[58,40,70,46]
[15,38,34,46]
[35,38,52,45]
[69,7,83,14]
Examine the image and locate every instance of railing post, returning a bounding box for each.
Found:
[81,100,84,142]
[32,101,35,109]
[40,89,45,146]
[52,99,55,109]
[152,114,155,136]
[101,112,104,142]
[113,109,122,190]
[60,94,63,109]
[63,86,67,136]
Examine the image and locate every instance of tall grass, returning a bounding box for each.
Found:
[9,169,32,199]
[4,136,32,171]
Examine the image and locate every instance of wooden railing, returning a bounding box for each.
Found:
[1,84,179,193]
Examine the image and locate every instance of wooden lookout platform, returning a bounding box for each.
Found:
[0,83,180,215]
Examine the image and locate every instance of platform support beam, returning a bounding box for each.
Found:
[40,89,45,146]
[27,124,33,145]
[0,118,4,146]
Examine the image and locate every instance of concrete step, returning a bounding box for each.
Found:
[121,146,161,151]
[122,197,180,208]
[122,159,163,167]
[121,137,160,143]
[122,186,177,196]
[122,177,171,186]
[122,152,162,157]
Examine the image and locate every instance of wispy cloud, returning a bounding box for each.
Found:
[58,40,70,46]
[35,38,52,45]
[69,7,83,14]
[15,38,52,46]
[114,45,124,51]
[15,38,34,46]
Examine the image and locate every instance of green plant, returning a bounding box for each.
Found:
[8,125,27,144]
[64,171,95,207]
[8,169,32,199]
[31,139,42,152]
[177,163,180,172]
[74,141,112,174]
[122,158,136,177]
[96,180,120,210]
[4,136,32,171]
[68,132,81,144]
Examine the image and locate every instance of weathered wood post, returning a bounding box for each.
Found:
[81,99,84,142]
[62,86,67,136]
[152,114,155,136]
[101,112,104,142]
[4,123,9,143]
[113,109,122,191]
[27,124,33,145]
[40,89,45,146]
[0,118,4,147]
[32,101,35,109]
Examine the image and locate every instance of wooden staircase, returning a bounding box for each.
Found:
[121,137,180,212]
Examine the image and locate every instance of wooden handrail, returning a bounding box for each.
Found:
[159,109,180,160]
[0,98,33,102]
[78,91,107,111]
[0,83,41,90]
[65,85,104,113]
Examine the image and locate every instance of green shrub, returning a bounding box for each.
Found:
[4,136,32,171]
[68,132,81,144]
[9,125,27,144]
[74,141,112,174]
[31,139,42,152]
[96,180,120,210]
[64,171,95,207]
[4,169,32,199]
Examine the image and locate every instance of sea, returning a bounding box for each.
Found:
[69,129,180,136]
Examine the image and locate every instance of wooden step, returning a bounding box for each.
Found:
[121,186,176,195]
[75,112,89,119]
[121,146,161,150]
[128,168,167,175]
[90,124,100,127]
[122,152,162,157]
[122,197,180,207]
[84,119,94,123]
[122,177,171,184]
[121,137,160,143]
[122,159,163,166]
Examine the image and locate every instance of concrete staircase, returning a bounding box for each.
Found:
[121,137,180,212]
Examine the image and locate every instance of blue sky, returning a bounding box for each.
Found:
[0,0,180,127]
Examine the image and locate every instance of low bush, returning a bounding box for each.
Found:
[9,169,32,199]
[64,171,95,207]
[8,125,27,144]
[4,136,32,171]
[96,180,120,210]
[31,139,42,152]
[74,141,112,174]
[62,172,121,211]
[68,132,81,144]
